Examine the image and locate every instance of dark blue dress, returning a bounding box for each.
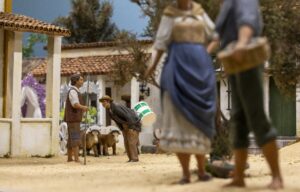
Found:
[161,42,216,139]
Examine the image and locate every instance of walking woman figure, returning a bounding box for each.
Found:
[145,0,216,184]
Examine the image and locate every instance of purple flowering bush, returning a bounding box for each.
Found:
[21,74,46,118]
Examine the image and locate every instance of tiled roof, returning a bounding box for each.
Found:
[0,12,70,36]
[61,39,153,50]
[30,54,150,77]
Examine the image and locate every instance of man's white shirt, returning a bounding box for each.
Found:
[69,86,80,107]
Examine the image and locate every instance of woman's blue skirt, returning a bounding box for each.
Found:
[160,43,216,139]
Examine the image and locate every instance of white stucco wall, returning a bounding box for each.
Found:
[219,78,231,119]
[0,29,4,118]
[296,85,300,136]
[0,0,5,117]
[61,45,152,59]
[0,120,11,156]
[130,77,139,109]
[263,75,270,117]
[0,0,4,11]
[139,84,160,146]
[21,121,51,156]
[62,47,125,58]
[0,119,53,156]
[8,31,23,156]
[118,81,131,102]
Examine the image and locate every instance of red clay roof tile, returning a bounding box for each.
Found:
[29,54,151,77]
[0,12,70,36]
[61,40,153,50]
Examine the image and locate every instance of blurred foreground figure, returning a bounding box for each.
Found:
[145,0,216,184]
[208,0,283,189]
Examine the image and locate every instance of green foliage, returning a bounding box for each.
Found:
[211,103,232,160]
[54,0,118,43]
[60,107,98,124]
[261,0,300,97]
[195,0,220,20]
[112,31,157,87]
[22,33,47,58]
[82,107,97,124]
[131,0,221,37]
[59,109,65,121]
[211,123,232,159]
[88,107,98,117]
[131,0,172,37]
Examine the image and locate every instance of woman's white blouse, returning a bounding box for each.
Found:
[154,12,215,51]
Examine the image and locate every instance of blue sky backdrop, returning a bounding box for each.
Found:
[13,0,148,57]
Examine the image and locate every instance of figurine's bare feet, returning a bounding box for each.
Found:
[74,159,81,163]
[197,173,212,181]
[223,179,245,188]
[173,177,190,185]
[268,177,283,190]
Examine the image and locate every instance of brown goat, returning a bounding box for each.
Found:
[81,130,100,157]
[98,131,120,156]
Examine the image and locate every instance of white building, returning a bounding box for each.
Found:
[29,40,159,148]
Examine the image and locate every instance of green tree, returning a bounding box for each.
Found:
[54,0,118,43]
[22,33,47,58]
[261,0,300,97]
[130,0,220,37]
[112,31,158,87]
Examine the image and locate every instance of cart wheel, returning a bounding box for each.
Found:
[59,122,68,155]
[59,139,68,155]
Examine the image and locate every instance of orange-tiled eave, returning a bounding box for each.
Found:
[61,39,153,50]
[0,12,70,36]
[30,54,151,77]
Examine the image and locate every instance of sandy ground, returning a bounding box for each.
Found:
[0,142,300,192]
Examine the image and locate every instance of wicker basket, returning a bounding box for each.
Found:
[217,37,271,74]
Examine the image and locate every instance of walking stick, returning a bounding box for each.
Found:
[83,73,90,165]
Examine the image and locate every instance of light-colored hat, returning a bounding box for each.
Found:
[99,95,113,102]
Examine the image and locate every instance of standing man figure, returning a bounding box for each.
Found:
[64,73,88,163]
[207,0,283,189]
[99,95,141,162]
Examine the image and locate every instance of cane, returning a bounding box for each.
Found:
[83,73,90,165]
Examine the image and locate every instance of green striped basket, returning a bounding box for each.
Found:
[133,101,156,126]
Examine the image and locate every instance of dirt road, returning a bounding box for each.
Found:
[0,142,300,192]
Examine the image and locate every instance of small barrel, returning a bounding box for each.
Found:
[133,101,156,126]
